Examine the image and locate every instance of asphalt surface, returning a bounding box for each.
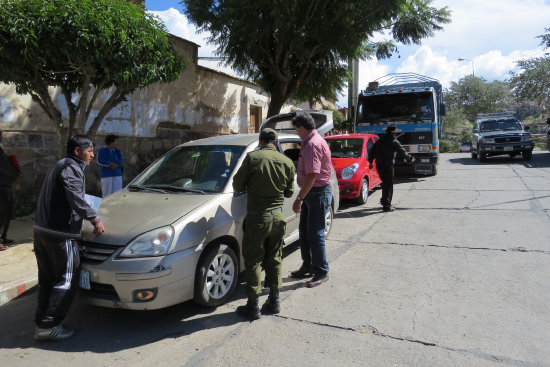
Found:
[1,152,549,367]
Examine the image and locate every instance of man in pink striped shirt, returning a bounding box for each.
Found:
[290,112,332,288]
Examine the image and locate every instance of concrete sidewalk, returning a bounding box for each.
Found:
[0,215,37,306]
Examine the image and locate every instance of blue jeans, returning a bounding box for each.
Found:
[299,184,332,277]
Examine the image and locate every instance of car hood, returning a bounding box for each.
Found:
[481,130,524,137]
[330,157,360,172]
[81,189,217,245]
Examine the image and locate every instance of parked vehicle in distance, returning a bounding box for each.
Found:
[324,133,381,204]
[78,111,339,311]
[470,112,534,161]
[459,142,471,152]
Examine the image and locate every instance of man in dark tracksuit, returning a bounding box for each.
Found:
[368,125,413,212]
[0,129,20,249]
[232,128,295,320]
[33,135,105,341]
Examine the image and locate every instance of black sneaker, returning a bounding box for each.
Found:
[34,324,75,341]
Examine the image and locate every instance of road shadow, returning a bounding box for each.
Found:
[448,151,550,168]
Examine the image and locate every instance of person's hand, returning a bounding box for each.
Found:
[93,221,105,234]
[109,162,118,170]
[292,199,302,213]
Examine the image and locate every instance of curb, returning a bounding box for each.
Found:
[0,277,38,306]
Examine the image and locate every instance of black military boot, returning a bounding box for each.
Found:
[261,289,280,314]
[236,295,261,320]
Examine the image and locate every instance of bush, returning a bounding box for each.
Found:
[440,140,459,152]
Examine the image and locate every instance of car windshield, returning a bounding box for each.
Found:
[131,145,245,193]
[326,138,363,158]
[480,119,521,132]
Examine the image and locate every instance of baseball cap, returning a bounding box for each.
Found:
[259,128,278,141]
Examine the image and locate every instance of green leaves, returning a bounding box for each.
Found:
[183,0,450,116]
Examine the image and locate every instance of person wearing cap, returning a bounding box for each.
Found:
[290,112,333,288]
[0,129,21,250]
[368,125,413,212]
[232,128,295,320]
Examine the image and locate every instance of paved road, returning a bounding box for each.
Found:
[1,152,549,367]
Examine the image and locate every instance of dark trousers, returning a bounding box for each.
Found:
[34,232,80,329]
[0,186,13,241]
[376,164,394,208]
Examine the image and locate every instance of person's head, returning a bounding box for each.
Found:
[386,125,397,136]
[105,134,119,147]
[67,135,95,165]
[292,112,316,139]
[259,128,278,146]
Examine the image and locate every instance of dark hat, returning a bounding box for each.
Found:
[385,125,401,133]
[260,128,278,141]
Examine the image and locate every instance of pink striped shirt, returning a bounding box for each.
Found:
[297,129,332,187]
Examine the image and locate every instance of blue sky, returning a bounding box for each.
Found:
[145,0,550,107]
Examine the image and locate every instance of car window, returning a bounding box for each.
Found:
[366,138,375,158]
[131,145,245,193]
[326,138,363,158]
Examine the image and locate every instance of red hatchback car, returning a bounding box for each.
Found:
[324,133,382,204]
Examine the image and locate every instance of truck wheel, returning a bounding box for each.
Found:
[522,150,532,161]
[194,243,239,307]
[355,178,369,205]
[478,148,486,162]
[471,148,477,159]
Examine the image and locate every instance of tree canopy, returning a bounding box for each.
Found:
[509,28,550,112]
[0,0,185,155]
[182,0,450,117]
[444,75,512,122]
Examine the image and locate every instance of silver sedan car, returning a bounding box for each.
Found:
[79,111,339,310]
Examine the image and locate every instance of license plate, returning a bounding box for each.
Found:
[80,269,91,290]
[504,146,513,151]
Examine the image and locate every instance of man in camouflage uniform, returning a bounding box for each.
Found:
[232,128,295,320]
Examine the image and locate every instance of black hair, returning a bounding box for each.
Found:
[105,134,119,145]
[291,112,316,131]
[66,135,94,156]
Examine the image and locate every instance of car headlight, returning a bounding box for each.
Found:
[119,226,174,258]
[521,134,532,142]
[341,163,359,180]
[481,137,494,144]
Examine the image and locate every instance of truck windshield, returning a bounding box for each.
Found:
[356,91,434,125]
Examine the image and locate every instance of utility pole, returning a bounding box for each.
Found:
[347,58,359,123]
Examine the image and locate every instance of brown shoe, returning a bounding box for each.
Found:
[306,275,329,288]
[290,266,313,278]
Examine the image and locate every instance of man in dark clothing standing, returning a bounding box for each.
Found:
[0,129,20,249]
[368,125,413,212]
[232,128,295,320]
[33,135,105,341]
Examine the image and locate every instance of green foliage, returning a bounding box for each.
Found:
[0,0,185,153]
[183,0,450,116]
[322,104,352,132]
[444,75,512,122]
[439,140,457,153]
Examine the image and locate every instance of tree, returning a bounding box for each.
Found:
[444,75,512,122]
[509,29,550,113]
[0,0,185,155]
[183,0,450,117]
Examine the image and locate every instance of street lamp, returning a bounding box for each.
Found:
[458,58,475,77]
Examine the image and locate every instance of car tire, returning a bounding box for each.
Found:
[355,178,369,205]
[471,149,477,159]
[522,150,533,161]
[325,204,334,239]
[194,243,239,307]
[478,148,486,162]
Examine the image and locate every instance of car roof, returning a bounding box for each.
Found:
[324,133,378,139]
[179,132,299,147]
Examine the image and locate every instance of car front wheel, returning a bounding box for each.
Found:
[194,243,238,307]
[355,178,369,205]
[522,150,533,161]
